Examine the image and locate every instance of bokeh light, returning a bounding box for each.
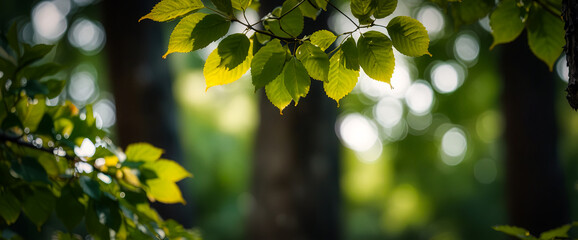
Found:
[430,61,465,94]
[68,18,106,54]
[440,127,468,166]
[69,71,97,104]
[405,80,434,115]
[374,97,404,128]
[338,113,379,153]
[454,32,480,65]
[93,99,116,129]
[416,5,445,40]
[557,55,569,83]
[32,1,68,42]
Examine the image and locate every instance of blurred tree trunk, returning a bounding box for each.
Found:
[101,0,193,227]
[248,2,341,240]
[500,33,570,235]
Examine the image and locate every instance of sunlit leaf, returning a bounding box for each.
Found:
[387,16,430,57]
[373,0,397,18]
[204,40,253,89]
[251,39,287,90]
[0,191,21,225]
[324,49,359,105]
[539,224,572,239]
[265,71,292,114]
[218,33,250,69]
[139,0,204,22]
[489,0,525,49]
[358,31,395,83]
[264,0,304,38]
[79,175,102,199]
[22,187,55,228]
[16,96,45,132]
[299,1,321,20]
[125,142,164,162]
[351,0,375,23]
[296,42,329,81]
[341,37,359,71]
[310,30,336,51]
[527,4,565,71]
[232,0,251,10]
[493,225,536,240]
[142,159,192,182]
[312,0,328,10]
[164,13,230,58]
[146,178,185,204]
[283,57,311,105]
[38,153,59,176]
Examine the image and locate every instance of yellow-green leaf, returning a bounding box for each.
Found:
[527,4,565,71]
[489,0,525,49]
[142,159,192,182]
[296,42,329,81]
[218,33,250,69]
[265,72,292,114]
[204,41,253,89]
[358,31,395,83]
[139,0,204,22]
[310,30,336,51]
[232,0,251,10]
[0,191,21,225]
[146,179,185,204]
[324,50,359,104]
[16,96,45,132]
[351,0,375,22]
[251,39,287,90]
[299,1,321,20]
[164,13,230,58]
[341,37,359,71]
[387,16,430,57]
[264,0,304,38]
[283,57,311,105]
[374,0,397,18]
[125,143,164,162]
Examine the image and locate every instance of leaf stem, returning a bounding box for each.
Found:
[326,0,359,28]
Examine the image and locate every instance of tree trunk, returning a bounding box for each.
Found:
[101,0,193,227]
[564,0,578,109]
[248,2,341,239]
[501,33,570,235]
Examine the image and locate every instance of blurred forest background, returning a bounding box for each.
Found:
[2,0,578,239]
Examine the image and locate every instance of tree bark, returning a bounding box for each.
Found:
[101,0,193,227]
[501,33,570,235]
[564,0,578,109]
[248,2,341,239]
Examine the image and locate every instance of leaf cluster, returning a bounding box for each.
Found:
[140,0,431,113]
[493,222,578,240]
[0,25,198,240]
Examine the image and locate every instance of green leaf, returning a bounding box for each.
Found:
[164,13,230,58]
[204,41,253,89]
[489,0,525,49]
[539,224,572,239]
[386,16,430,57]
[493,225,536,240]
[358,31,395,83]
[38,153,59,177]
[351,0,375,22]
[448,0,493,28]
[11,157,50,184]
[139,0,204,22]
[145,178,185,204]
[16,91,46,132]
[341,37,360,71]
[19,44,53,67]
[309,30,336,51]
[85,201,110,240]
[527,3,565,71]
[22,79,49,98]
[79,175,102,199]
[22,187,55,228]
[265,70,293,114]
[43,79,66,98]
[18,63,62,80]
[56,185,85,231]
[212,0,233,16]
[264,0,304,38]
[0,191,21,225]
[125,142,164,162]
[299,1,321,20]
[218,33,250,69]
[296,42,329,81]
[94,198,121,231]
[283,57,311,105]
[324,49,360,104]
[141,159,192,182]
[7,23,20,55]
[232,0,252,10]
[312,0,328,10]
[373,0,397,18]
[251,39,286,90]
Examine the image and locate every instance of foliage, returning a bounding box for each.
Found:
[0,25,198,240]
[493,222,578,240]
[140,0,431,113]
